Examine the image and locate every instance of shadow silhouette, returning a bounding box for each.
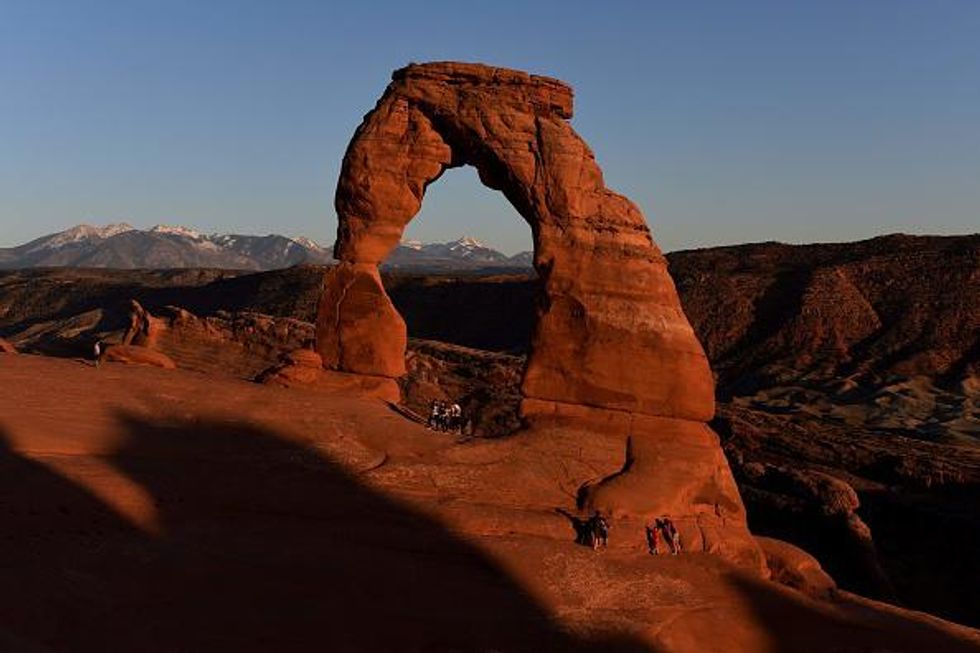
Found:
[554,508,594,547]
[724,571,980,653]
[0,420,651,652]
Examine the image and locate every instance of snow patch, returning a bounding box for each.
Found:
[27,222,135,253]
[150,224,204,239]
[292,236,323,251]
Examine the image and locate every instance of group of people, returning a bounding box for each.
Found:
[572,511,683,555]
[645,517,682,555]
[427,400,466,434]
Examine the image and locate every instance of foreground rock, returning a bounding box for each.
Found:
[0,356,977,652]
[0,337,16,354]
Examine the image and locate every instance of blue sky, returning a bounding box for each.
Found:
[1,1,978,253]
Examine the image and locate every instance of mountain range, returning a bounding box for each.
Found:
[0,224,533,271]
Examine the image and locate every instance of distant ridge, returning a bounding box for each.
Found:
[0,224,533,271]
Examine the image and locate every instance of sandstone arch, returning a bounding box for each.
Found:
[318,62,713,421]
[316,62,763,568]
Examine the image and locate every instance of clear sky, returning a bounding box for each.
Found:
[2,1,978,253]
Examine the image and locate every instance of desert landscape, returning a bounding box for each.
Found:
[1,57,979,652]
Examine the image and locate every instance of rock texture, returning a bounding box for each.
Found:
[756,537,836,599]
[318,61,713,420]
[258,348,400,402]
[124,300,314,380]
[3,354,979,652]
[668,234,980,394]
[1,235,976,624]
[316,62,755,566]
[0,337,15,354]
[101,344,177,369]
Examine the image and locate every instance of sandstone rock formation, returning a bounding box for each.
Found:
[123,300,314,380]
[0,337,16,354]
[319,61,713,420]
[756,536,837,599]
[317,62,759,567]
[102,344,177,369]
[4,354,978,651]
[258,347,400,402]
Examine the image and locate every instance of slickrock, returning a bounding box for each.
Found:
[102,344,177,369]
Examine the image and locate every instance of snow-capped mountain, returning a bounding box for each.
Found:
[0,225,533,271]
[385,236,522,269]
[20,223,136,254]
[0,224,333,271]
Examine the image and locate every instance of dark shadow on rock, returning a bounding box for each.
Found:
[0,420,653,652]
[0,430,145,648]
[554,508,593,547]
[724,571,980,653]
[860,482,980,628]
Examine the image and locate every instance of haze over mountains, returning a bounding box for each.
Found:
[0,224,533,271]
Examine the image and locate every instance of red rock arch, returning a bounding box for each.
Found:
[318,62,714,423]
[317,63,769,570]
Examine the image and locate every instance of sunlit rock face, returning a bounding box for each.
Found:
[317,62,761,570]
[319,61,713,419]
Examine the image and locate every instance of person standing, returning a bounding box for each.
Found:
[450,403,462,434]
[662,517,682,555]
[645,521,661,555]
[427,400,440,430]
[591,511,609,550]
[93,340,102,368]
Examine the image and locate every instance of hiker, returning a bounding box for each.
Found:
[449,403,463,433]
[590,511,609,550]
[572,516,592,547]
[427,400,444,431]
[645,521,661,555]
[662,517,682,555]
[93,340,102,368]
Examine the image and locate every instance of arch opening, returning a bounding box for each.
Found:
[381,164,538,437]
[399,164,534,262]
